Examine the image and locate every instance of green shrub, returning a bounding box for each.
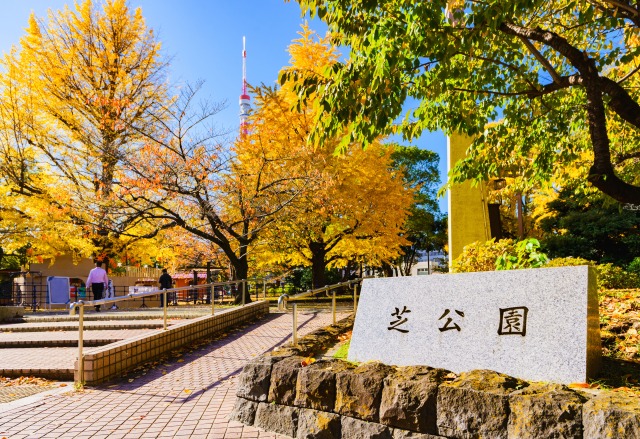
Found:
[453,240,639,289]
[628,257,640,276]
[452,238,548,273]
[596,263,639,289]
[545,257,639,289]
[496,238,548,270]
[450,239,515,273]
[545,257,595,268]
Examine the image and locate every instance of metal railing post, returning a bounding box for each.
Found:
[241,281,246,306]
[263,279,266,299]
[292,303,298,347]
[332,290,336,325]
[211,284,216,315]
[353,283,358,314]
[163,291,168,330]
[78,303,85,385]
[32,284,38,312]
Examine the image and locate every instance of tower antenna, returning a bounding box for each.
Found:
[239,36,251,136]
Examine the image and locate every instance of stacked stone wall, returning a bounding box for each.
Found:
[231,316,640,439]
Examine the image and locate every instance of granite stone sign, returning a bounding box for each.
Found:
[348,266,600,384]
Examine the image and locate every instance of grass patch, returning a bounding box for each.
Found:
[333,340,350,360]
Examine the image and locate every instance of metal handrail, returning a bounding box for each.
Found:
[286,278,361,300]
[277,279,361,309]
[68,279,247,311]
[70,278,253,386]
[280,278,362,346]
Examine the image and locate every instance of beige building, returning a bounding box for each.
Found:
[447,133,493,266]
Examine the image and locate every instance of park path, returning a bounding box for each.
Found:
[0,310,347,438]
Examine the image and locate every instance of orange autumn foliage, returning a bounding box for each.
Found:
[237,27,413,287]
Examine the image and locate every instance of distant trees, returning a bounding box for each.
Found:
[390,146,446,276]
[539,186,640,266]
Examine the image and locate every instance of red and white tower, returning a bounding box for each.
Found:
[239,36,251,136]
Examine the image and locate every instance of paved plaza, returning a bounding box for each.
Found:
[0,310,347,438]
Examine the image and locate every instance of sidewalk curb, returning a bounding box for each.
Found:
[0,383,74,414]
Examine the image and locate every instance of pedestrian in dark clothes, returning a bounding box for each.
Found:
[158,269,173,307]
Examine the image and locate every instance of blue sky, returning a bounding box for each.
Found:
[0,0,448,212]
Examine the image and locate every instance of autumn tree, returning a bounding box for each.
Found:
[289,0,640,204]
[248,28,413,288]
[0,104,91,264]
[0,0,169,265]
[164,229,230,277]
[118,81,301,290]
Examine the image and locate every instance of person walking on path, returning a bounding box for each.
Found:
[86,261,109,312]
[158,268,173,307]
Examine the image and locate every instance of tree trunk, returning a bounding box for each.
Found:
[229,242,251,304]
[381,262,395,277]
[309,241,327,289]
[232,254,249,281]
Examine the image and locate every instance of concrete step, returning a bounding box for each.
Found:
[6,308,220,323]
[0,329,152,348]
[0,320,171,332]
[0,347,76,380]
[0,339,119,348]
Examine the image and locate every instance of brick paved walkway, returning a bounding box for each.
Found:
[0,310,348,438]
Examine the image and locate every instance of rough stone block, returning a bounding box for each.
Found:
[336,362,393,422]
[269,356,304,405]
[254,402,299,438]
[229,397,258,426]
[380,366,447,434]
[508,383,585,438]
[271,346,303,357]
[392,430,447,439]
[236,355,284,402]
[341,416,392,439]
[296,359,354,412]
[437,369,526,439]
[296,408,341,439]
[583,392,640,439]
[349,266,600,384]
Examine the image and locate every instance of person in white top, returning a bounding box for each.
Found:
[86,261,109,312]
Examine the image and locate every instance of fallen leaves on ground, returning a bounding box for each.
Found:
[0,376,56,387]
[300,357,316,367]
[569,382,593,389]
[596,289,640,392]
[600,289,640,363]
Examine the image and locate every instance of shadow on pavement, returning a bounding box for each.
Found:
[98,311,322,402]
